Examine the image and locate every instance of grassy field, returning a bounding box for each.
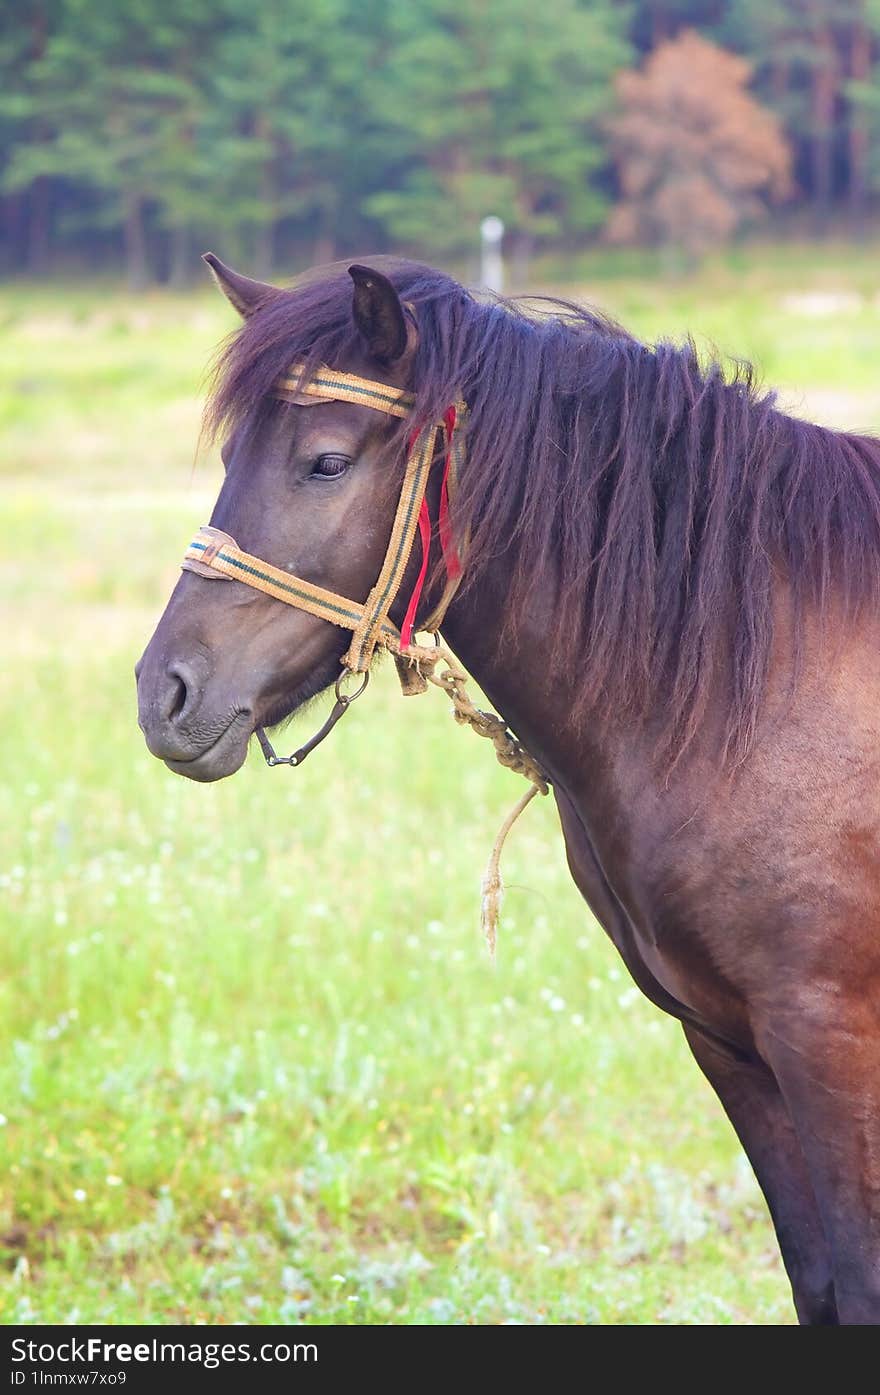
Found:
[3,241,880,1326]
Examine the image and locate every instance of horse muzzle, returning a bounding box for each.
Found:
[135,650,253,781]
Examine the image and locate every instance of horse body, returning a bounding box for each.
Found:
[444,574,880,1323]
[136,254,880,1323]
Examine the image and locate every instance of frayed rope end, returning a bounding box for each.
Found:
[480,863,503,959]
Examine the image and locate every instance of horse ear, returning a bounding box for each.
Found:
[348,264,410,363]
[202,253,280,319]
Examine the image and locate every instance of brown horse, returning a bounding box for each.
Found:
[136,254,880,1324]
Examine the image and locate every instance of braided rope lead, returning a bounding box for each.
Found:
[400,640,550,956]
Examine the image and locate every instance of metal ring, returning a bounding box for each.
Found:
[335,668,370,703]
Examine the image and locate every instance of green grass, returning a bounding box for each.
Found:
[4,241,880,1325]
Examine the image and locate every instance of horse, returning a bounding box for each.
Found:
[136,253,880,1325]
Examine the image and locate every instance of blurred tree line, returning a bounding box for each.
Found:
[3,0,880,284]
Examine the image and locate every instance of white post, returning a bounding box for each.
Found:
[480,215,505,294]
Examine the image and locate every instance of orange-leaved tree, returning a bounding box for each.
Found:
[606,30,793,262]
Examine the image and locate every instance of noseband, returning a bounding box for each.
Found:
[182,361,465,764]
[179,359,549,951]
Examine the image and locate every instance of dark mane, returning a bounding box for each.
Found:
[208,256,880,768]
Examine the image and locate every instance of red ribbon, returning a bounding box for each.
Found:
[399,498,432,650]
[399,407,462,650]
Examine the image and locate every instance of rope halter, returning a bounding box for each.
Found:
[180,359,549,951]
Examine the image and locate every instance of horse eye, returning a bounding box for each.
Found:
[311,453,351,479]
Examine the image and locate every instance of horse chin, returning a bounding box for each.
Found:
[163,712,253,783]
[256,652,349,732]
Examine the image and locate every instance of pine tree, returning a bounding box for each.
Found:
[362,0,631,263]
[204,0,371,275]
[2,0,220,286]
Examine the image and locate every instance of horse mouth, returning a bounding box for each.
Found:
[162,711,253,782]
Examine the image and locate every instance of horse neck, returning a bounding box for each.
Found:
[439,553,592,795]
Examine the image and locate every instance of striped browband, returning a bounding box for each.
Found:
[182,361,465,683]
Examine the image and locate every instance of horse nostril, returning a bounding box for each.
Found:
[164,661,196,725]
[168,674,186,723]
